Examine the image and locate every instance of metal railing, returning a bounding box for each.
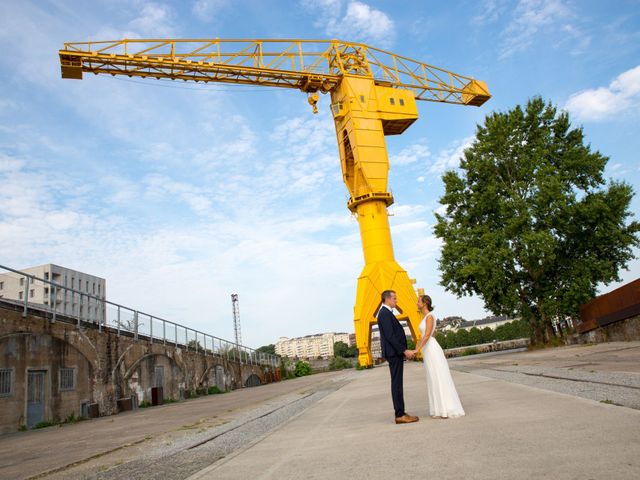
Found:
[0,264,279,369]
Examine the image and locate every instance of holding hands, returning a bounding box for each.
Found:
[404,349,418,359]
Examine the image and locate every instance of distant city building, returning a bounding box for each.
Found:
[275,332,352,359]
[456,315,516,331]
[0,264,106,323]
[437,316,465,333]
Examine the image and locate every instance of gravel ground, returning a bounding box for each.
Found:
[71,372,357,480]
[450,362,640,409]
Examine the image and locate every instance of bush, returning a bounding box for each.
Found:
[207,386,224,394]
[329,356,352,370]
[139,400,151,408]
[294,360,312,377]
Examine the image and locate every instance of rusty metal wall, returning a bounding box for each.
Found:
[579,279,640,333]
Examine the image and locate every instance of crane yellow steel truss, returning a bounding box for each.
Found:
[59,39,490,367]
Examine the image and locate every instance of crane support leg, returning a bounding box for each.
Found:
[351,201,423,367]
[332,76,424,367]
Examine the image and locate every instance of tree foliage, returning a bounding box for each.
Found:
[435,97,639,343]
[333,341,358,358]
[256,344,276,355]
[435,320,530,349]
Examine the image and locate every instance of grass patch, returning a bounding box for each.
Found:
[461,347,481,356]
[600,399,623,406]
[33,421,55,429]
[63,413,87,424]
[208,386,224,395]
[138,400,151,408]
[164,397,178,404]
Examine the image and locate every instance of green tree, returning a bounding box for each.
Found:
[294,361,311,377]
[256,344,276,355]
[333,341,349,358]
[480,327,495,343]
[468,327,483,345]
[435,97,639,344]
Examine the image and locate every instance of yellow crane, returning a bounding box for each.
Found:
[59,39,490,367]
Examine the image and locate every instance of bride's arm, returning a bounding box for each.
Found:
[414,315,434,352]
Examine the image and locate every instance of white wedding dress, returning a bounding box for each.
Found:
[419,314,465,418]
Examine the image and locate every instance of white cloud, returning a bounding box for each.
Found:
[499,0,571,59]
[565,65,640,121]
[390,143,430,166]
[127,1,175,37]
[192,0,228,22]
[429,136,475,174]
[471,0,509,26]
[303,0,395,48]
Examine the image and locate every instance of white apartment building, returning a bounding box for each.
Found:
[370,323,413,359]
[0,264,106,323]
[456,316,515,331]
[275,332,351,359]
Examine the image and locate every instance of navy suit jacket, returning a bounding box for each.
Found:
[377,305,407,359]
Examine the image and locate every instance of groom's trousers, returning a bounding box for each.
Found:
[387,356,405,418]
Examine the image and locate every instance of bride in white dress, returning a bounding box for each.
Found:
[409,295,465,418]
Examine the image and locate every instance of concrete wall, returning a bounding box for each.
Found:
[0,300,278,434]
[443,338,530,358]
[570,315,640,344]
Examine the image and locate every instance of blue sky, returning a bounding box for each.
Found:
[1,0,639,348]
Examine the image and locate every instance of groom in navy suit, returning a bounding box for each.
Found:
[377,290,419,424]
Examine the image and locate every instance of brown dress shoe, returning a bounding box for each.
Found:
[395,414,419,424]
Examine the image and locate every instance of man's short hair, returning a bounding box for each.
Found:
[381,290,396,303]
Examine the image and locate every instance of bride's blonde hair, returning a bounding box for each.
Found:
[419,295,434,311]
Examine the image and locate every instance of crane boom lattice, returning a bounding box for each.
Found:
[59,39,490,105]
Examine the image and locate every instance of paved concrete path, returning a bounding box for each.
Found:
[189,355,640,480]
[2,343,639,479]
[0,370,349,480]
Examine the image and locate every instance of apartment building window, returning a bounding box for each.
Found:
[19,291,23,300]
[92,283,95,294]
[30,289,34,298]
[20,278,24,286]
[98,284,101,296]
[60,367,75,391]
[86,281,89,292]
[44,287,49,295]
[44,272,49,280]
[0,281,3,290]
[0,369,12,396]
[71,278,74,289]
